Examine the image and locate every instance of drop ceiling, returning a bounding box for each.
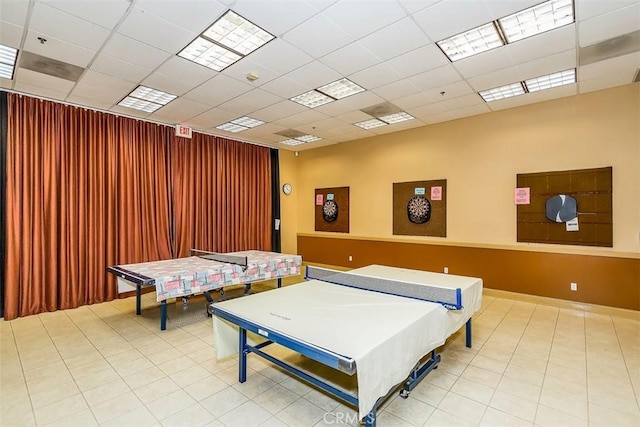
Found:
[0,0,638,151]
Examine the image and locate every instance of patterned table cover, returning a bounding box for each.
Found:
[117,250,302,302]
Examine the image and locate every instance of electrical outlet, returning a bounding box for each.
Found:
[444,267,449,274]
[570,282,577,291]
[348,255,352,262]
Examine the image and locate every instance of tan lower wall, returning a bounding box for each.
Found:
[298,235,640,311]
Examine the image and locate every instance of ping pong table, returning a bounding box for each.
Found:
[212,264,482,426]
[107,250,302,330]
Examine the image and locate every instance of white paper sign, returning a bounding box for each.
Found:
[566,217,579,231]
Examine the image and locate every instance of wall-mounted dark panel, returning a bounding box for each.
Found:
[393,179,446,237]
[315,187,349,233]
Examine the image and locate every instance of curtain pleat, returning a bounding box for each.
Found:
[4,93,273,319]
[172,136,272,257]
[4,94,174,319]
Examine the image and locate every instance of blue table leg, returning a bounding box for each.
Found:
[135,285,142,315]
[465,318,472,348]
[239,328,248,382]
[160,300,167,331]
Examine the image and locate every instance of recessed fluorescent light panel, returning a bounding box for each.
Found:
[216,116,265,133]
[438,0,574,61]
[279,134,322,145]
[437,22,504,62]
[524,69,576,92]
[0,44,18,79]
[118,85,177,113]
[499,0,574,43]
[354,119,387,129]
[354,112,415,129]
[291,78,365,108]
[178,10,274,72]
[479,82,525,102]
[479,68,576,102]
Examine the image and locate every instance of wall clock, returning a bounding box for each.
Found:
[282,183,293,195]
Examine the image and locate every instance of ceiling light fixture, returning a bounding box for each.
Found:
[479,68,576,102]
[178,10,274,72]
[291,78,366,108]
[216,116,265,133]
[117,85,177,113]
[279,134,322,145]
[353,111,415,129]
[0,44,18,80]
[438,0,575,62]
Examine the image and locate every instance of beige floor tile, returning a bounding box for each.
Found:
[460,365,501,388]
[450,376,495,405]
[424,408,476,426]
[159,403,215,427]
[438,392,487,424]
[480,407,533,426]
[303,388,341,412]
[275,398,326,426]
[538,388,588,420]
[488,389,538,422]
[257,416,288,427]
[33,393,88,425]
[201,386,249,418]
[135,377,181,404]
[253,383,301,414]
[170,365,212,388]
[183,374,229,402]
[496,375,541,403]
[43,408,98,427]
[29,379,80,409]
[146,389,197,421]
[0,395,36,427]
[102,406,158,427]
[424,368,458,390]
[470,354,508,374]
[90,390,144,424]
[535,404,588,427]
[147,347,183,365]
[588,402,640,427]
[123,365,168,389]
[82,378,131,406]
[383,394,435,425]
[218,401,272,427]
[232,372,278,399]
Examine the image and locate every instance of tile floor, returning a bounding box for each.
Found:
[1,281,639,427]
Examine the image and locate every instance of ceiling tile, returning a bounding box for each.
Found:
[147,97,212,123]
[359,17,431,62]
[216,97,256,115]
[273,109,330,128]
[78,69,136,93]
[260,75,313,99]
[423,80,477,104]
[135,0,227,33]
[323,0,407,39]
[576,0,639,21]
[198,74,254,99]
[372,79,422,101]
[321,42,382,76]
[349,62,402,89]
[14,67,75,94]
[385,44,450,78]
[467,66,520,91]
[101,33,172,69]
[251,100,308,122]
[184,107,238,128]
[408,64,463,91]
[485,0,542,19]
[233,0,320,36]
[90,54,151,82]
[23,30,96,68]
[40,0,131,29]
[13,80,72,100]
[578,51,640,80]
[426,103,491,125]
[117,6,196,54]
[241,39,313,76]
[233,88,284,111]
[220,56,280,87]
[578,72,637,94]
[413,0,493,41]
[142,73,195,97]
[579,3,640,46]
[285,60,342,89]
[1,0,30,26]
[396,0,442,14]
[453,46,518,79]
[152,56,216,87]
[65,93,115,111]
[507,25,576,65]
[109,104,153,119]
[516,49,577,81]
[30,2,111,50]
[0,20,24,48]
[282,13,353,59]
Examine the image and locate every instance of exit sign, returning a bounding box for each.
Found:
[175,124,192,139]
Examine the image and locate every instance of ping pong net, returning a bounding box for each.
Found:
[190,249,248,269]
[305,266,462,310]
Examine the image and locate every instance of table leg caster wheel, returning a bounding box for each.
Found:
[399,389,409,399]
[219,289,225,296]
[182,297,189,306]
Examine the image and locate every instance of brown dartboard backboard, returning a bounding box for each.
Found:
[516,167,612,247]
[315,187,350,233]
[393,180,447,237]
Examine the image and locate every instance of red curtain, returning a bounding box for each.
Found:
[4,94,173,319]
[172,135,272,256]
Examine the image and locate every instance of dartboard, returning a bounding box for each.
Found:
[407,195,431,224]
[322,200,338,222]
